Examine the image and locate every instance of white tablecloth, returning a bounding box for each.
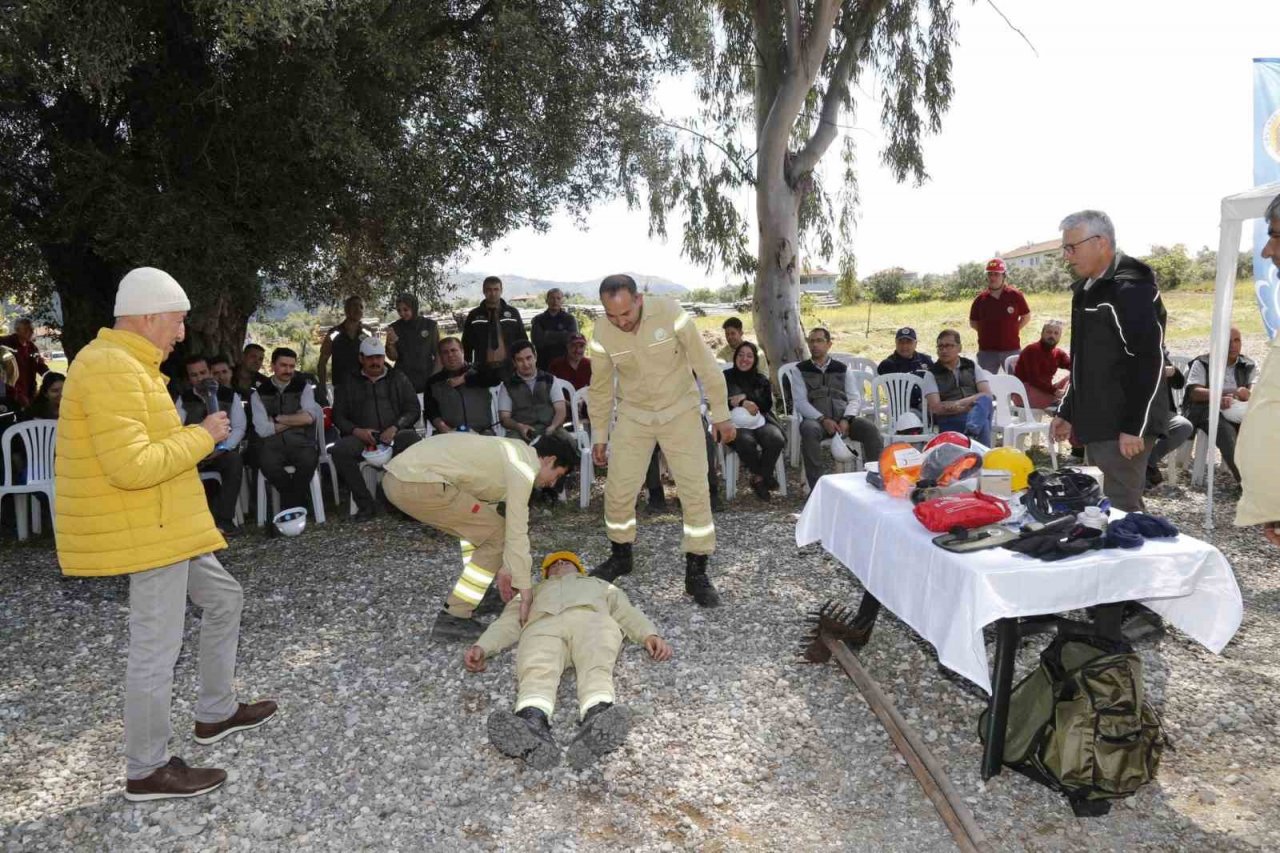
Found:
[795,473,1243,693]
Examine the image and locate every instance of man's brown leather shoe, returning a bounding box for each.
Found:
[124,757,226,802]
[194,700,278,745]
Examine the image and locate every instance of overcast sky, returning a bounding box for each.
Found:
[462,1,1280,286]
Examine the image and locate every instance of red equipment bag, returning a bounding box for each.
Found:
[913,491,1010,532]
[323,406,334,430]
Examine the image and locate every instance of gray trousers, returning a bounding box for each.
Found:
[799,417,884,489]
[126,553,243,779]
[977,349,1021,375]
[1085,438,1155,513]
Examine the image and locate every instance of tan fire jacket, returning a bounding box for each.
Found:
[475,574,658,656]
[587,295,730,445]
[1236,336,1280,527]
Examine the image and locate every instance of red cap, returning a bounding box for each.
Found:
[985,258,1007,274]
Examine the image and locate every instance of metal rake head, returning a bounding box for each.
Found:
[799,599,864,663]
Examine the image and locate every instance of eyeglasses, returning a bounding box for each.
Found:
[1061,235,1100,255]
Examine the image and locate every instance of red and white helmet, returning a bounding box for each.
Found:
[985,258,1007,275]
[925,431,971,452]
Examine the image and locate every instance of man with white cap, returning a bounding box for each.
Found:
[55,267,276,802]
[330,336,422,520]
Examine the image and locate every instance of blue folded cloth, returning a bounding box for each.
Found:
[1104,512,1179,549]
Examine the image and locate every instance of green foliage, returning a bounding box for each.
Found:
[863,268,909,304]
[1143,244,1194,290]
[0,0,701,354]
[836,251,859,305]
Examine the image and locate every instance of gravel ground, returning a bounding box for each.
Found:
[1,336,1275,851]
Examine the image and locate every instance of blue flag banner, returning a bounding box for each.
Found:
[1254,59,1280,338]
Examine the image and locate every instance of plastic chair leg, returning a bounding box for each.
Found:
[15,494,30,541]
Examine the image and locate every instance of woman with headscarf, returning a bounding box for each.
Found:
[723,342,786,501]
[385,293,440,394]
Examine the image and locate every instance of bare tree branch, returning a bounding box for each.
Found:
[791,0,888,179]
[658,119,758,186]
[985,0,1038,57]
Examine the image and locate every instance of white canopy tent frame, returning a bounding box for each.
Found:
[1204,181,1280,527]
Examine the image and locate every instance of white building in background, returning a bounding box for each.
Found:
[999,238,1062,269]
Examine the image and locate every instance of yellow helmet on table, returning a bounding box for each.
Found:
[982,446,1035,491]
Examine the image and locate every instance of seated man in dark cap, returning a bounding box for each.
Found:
[330,337,422,520]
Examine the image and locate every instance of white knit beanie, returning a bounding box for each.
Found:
[113,267,191,317]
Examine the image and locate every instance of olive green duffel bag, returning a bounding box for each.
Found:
[979,634,1170,816]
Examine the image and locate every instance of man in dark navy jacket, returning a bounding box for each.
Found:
[1051,210,1169,511]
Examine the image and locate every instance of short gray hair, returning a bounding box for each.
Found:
[1042,318,1064,332]
[1266,192,1280,225]
[1059,209,1116,248]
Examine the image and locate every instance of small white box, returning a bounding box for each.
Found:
[979,468,1013,498]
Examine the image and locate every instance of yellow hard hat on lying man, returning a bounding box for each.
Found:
[540,551,586,579]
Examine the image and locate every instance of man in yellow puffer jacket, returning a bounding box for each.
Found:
[55,267,277,802]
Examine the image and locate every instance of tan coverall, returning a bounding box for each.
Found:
[382,433,538,617]
[475,574,658,718]
[1236,335,1280,528]
[589,295,730,554]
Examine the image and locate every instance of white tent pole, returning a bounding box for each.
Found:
[1205,215,1243,527]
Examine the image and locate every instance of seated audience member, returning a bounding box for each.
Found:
[208,355,235,389]
[176,355,245,534]
[250,347,320,525]
[876,327,934,377]
[22,371,65,421]
[723,342,785,501]
[792,327,883,490]
[1182,326,1256,484]
[1014,320,1072,410]
[1146,352,1193,487]
[426,336,503,434]
[922,329,994,447]
[498,341,571,443]
[876,326,933,413]
[548,333,592,391]
[331,337,422,520]
[233,343,267,397]
[716,317,769,375]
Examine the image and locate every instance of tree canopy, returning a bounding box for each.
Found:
[0,0,703,356]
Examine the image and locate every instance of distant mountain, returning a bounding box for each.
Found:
[253,271,691,321]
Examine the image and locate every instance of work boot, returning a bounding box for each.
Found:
[473,583,505,618]
[566,702,631,769]
[684,553,720,607]
[431,610,483,642]
[590,541,633,583]
[487,707,561,770]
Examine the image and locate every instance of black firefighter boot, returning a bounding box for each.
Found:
[684,553,720,607]
[487,707,561,770]
[590,541,633,583]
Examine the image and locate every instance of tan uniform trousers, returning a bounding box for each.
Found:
[604,406,715,554]
[383,472,503,618]
[514,607,623,719]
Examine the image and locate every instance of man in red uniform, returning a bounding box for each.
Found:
[969,258,1031,375]
[548,333,592,390]
[1013,320,1071,410]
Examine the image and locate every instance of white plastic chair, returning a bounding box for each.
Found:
[571,386,595,509]
[870,374,934,445]
[549,378,576,503]
[258,417,328,525]
[720,426,789,500]
[1003,353,1020,375]
[987,374,1056,467]
[834,354,879,377]
[777,362,803,468]
[199,470,245,527]
[1,419,56,541]
[851,368,877,417]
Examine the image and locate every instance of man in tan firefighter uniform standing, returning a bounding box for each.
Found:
[587,274,735,606]
[381,431,578,641]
